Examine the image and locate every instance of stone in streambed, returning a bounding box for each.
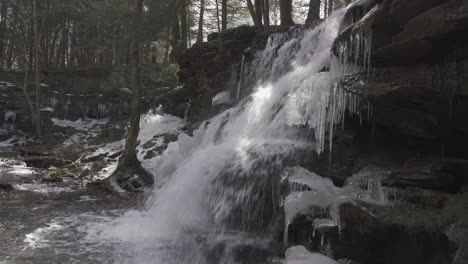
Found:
[0,183,14,191]
[41,177,63,183]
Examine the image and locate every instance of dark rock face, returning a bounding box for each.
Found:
[0,183,14,191]
[177,26,284,122]
[333,202,456,264]
[332,0,468,157]
[394,0,468,43]
[282,1,468,263]
[389,0,446,28]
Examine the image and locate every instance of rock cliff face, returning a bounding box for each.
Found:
[333,0,468,155]
[177,1,468,263]
[0,64,177,132]
[294,1,468,263]
[178,26,283,122]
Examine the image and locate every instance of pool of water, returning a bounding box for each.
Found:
[0,182,282,264]
[0,184,136,264]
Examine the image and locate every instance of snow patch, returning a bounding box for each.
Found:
[4,111,16,122]
[212,91,231,106]
[0,81,15,88]
[51,118,109,131]
[88,113,185,180]
[40,107,54,112]
[0,136,28,149]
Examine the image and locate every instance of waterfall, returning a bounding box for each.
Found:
[236,55,246,100]
[99,6,365,263]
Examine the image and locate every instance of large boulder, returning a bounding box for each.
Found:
[394,0,468,42]
[389,0,446,28]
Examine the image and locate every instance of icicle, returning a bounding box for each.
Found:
[284,222,289,246]
[367,30,372,79]
[329,85,337,156]
[97,103,109,118]
[183,100,191,122]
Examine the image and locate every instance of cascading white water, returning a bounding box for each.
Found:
[97,6,367,264]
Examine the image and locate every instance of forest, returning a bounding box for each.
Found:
[0,0,467,263]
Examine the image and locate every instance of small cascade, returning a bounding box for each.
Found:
[226,64,238,95]
[345,165,391,203]
[183,100,191,122]
[48,96,57,109]
[63,96,71,120]
[97,103,110,118]
[236,55,246,100]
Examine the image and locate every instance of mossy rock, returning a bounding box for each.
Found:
[47,166,75,178]
[379,192,468,233]
[143,150,157,160]
[163,134,178,143]
[142,140,158,150]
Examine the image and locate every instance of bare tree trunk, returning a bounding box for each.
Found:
[279,0,294,26]
[70,26,77,67]
[196,0,205,43]
[246,0,261,27]
[180,0,188,49]
[306,0,320,24]
[0,3,8,68]
[323,0,328,18]
[6,40,14,69]
[120,0,144,167]
[221,0,227,31]
[262,0,270,28]
[164,27,171,63]
[170,14,181,62]
[187,1,192,46]
[109,0,154,191]
[33,0,41,138]
[215,0,221,32]
[254,0,263,27]
[19,60,38,133]
[328,0,333,16]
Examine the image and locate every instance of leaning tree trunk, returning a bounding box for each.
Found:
[246,0,262,27]
[120,0,144,168]
[103,0,154,192]
[306,0,320,24]
[279,0,294,26]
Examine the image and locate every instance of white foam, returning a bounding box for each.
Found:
[285,246,338,264]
